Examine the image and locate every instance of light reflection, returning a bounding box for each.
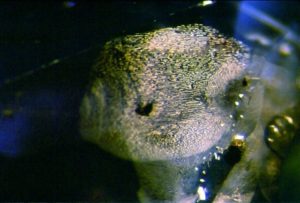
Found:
[197,0,215,7]
[199,178,205,183]
[0,109,28,157]
[240,3,289,34]
[231,133,246,149]
[283,115,294,125]
[232,133,245,141]
[235,1,300,46]
[0,91,66,157]
[63,1,76,8]
[197,186,207,201]
[267,137,274,143]
[269,125,279,134]
[238,93,244,99]
[245,32,271,46]
[234,101,240,106]
[213,152,221,160]
[278,42,292,56]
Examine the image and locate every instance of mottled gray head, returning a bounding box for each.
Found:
[80,24,263,161]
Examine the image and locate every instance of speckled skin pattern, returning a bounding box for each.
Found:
[80,24,260,162]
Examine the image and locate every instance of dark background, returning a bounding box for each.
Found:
[0,1,300,201]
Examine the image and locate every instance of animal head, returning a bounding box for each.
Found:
[80,24,263,161]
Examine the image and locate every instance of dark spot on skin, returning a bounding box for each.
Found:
[224,145,242,166]
[242,77,249,87]
[135,102,154,116]
[193,92,209,107]
[113,48,124,59]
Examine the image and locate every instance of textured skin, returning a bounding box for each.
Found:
[80,24,261,162]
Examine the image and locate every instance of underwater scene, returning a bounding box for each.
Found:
[0,1,300,202]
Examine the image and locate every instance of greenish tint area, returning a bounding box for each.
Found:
[279,134,300,201]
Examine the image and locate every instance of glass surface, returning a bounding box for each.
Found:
[0,1,299,202]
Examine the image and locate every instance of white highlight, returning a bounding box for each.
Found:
[197,186,207,200]
[197,0,214,7]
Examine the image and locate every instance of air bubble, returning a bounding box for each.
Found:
[265,114,297,158]
[238,93,244,98]
[234,101,240,106]
[213,152,221,160]
[215,146,224,154]
[231,133,246,149]
[269,125,280,133]
[278,42,292,57]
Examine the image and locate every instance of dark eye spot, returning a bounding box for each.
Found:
[242,77,248,87]
[135,102,154,116]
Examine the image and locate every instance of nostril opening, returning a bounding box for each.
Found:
[135,102,154,116]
